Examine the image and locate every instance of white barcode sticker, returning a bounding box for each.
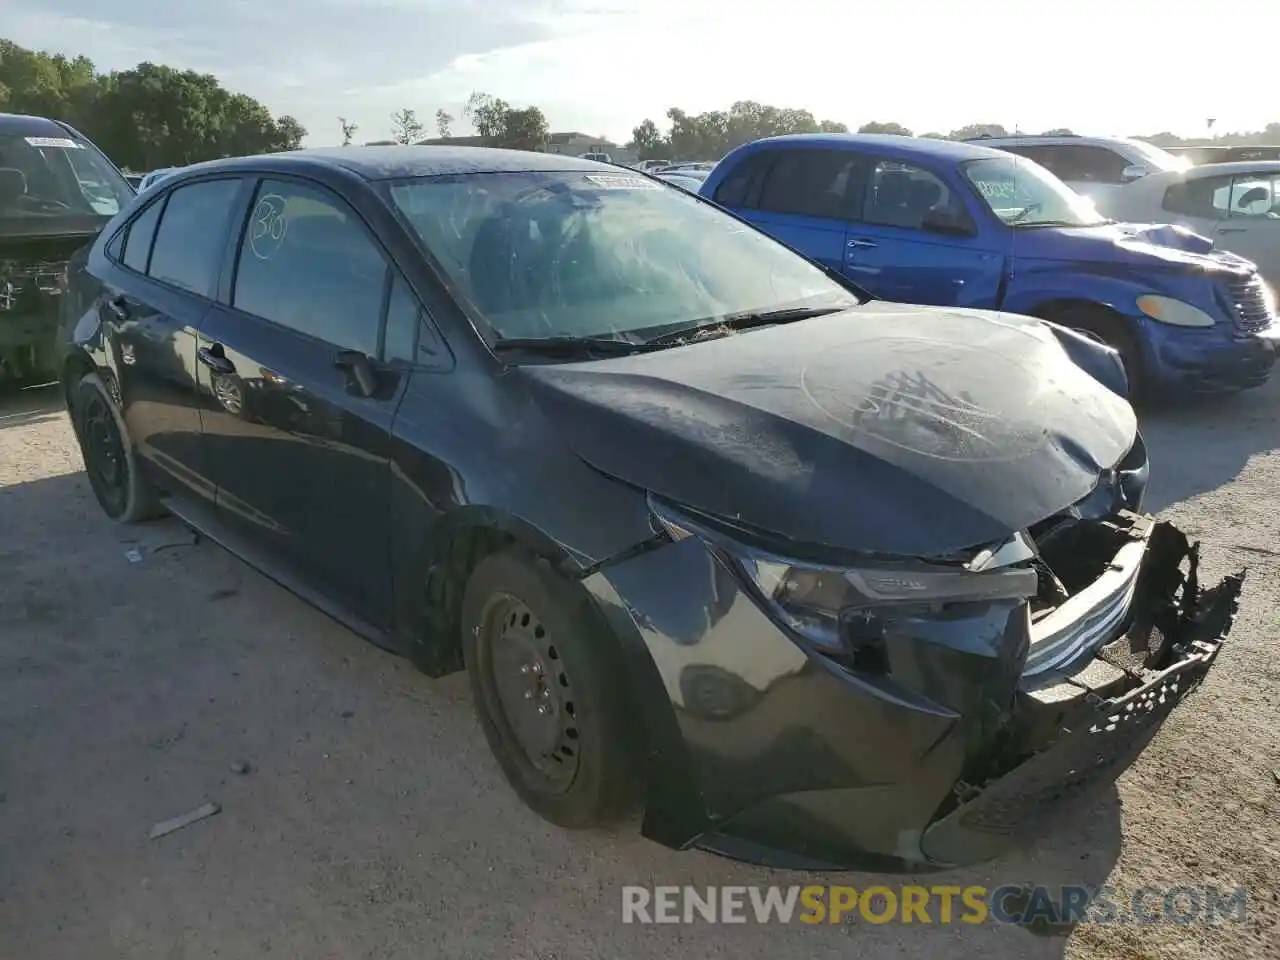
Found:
[584,173,659,190]
[25,136,82,149]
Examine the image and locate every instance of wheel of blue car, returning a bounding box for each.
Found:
[71,372,163,523]
[461,548,640,828]
[1053,305,1144,400]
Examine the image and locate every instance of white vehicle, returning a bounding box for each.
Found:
[137,167,179,192]
[578,151,613,163]
[968,134,1192,208]
[1107,161,1280,291]
[632,159,669,173]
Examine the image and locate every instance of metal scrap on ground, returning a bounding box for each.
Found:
[148,802,221,840]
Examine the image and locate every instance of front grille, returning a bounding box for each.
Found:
[1223,273,1275,333]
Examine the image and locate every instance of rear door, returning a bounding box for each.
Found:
[841,157,1004,307]
[198,176,412,627]
[711,147,863,272]
[1217,172,1280,286]
[95,177,245,500]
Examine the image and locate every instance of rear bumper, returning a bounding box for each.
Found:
[593,521,1244,871]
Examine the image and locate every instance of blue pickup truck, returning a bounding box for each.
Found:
[699,134,1279,397]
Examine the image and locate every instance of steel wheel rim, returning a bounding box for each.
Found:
[482,593,581,791]
[81,391,128,512]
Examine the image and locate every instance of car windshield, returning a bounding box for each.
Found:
[387,170,858,342]
[962,156,1107,227]
[0,133,133,219]
[1127,139,1194,173]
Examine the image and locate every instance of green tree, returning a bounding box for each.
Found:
[948,123,1008,141]
[435,108,453,139]
[858,121,913,136]
[464,92,548,150]
[0,39,307,169]
[629,118,665,160]
[391,108,423,144]
[339,117,358,145]
[646,102,850,160]
[1041,127,1074,136]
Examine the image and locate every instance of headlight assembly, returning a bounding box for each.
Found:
[651,498,1039,664]
[1136,295,1216,328]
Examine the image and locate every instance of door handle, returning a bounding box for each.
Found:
[106,295,129,320]
[197,345,236,375]
[847,239,878,249]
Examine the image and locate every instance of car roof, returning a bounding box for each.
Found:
[734,133,1012,163]
[973,134,1146,148]
[0,112,74,136]
[1135,160,1280,186]
[171,145,618,182]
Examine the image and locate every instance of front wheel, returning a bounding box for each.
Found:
[461,549,640,828]
[70,372,164,522]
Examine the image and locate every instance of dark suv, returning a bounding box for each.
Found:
[61,147,1243,870]
[0,113,133,384]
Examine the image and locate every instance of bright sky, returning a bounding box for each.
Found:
[5,0,1276,146]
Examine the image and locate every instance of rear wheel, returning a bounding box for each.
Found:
[70,372,164,522]
[461,549,639,828]
[1051,305,1144,400]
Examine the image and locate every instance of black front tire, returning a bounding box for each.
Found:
[70,372,164,522]
[461,548,640,829]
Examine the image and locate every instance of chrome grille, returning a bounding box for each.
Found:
[1223,274,1275,333]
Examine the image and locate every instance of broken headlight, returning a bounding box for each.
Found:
[651,499,1039,664]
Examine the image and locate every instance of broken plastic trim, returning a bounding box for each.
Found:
[921,525,1245,866]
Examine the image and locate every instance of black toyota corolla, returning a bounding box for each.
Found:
[59,147,1243,870]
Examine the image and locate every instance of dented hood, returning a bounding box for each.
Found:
[520,304,1138,556]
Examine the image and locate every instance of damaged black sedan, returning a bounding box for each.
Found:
[60,148,1244,869]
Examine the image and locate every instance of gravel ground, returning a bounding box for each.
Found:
[0,382,1277,960]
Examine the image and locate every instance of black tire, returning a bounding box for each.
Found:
[461,548,640,828]
[70,372,164,522]
[1052,305,1144,400]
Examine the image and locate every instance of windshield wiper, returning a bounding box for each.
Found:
[646,305,849,346]
[490,336,661,359]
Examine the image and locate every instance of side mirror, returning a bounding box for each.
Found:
[920,207,976,237]
[1120,164,1149,183]
[334,349,378,397]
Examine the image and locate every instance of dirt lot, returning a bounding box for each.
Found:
[1,382,1277,960]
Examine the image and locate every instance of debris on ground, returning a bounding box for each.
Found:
[124,549,143,563]
[229,760,251,775]
[148,802,221,840]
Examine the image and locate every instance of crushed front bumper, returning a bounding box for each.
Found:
[921,545,1243,866]
[594,518,1245,871]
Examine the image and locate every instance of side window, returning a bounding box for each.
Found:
[1163,177,1233,219]
[755,149,862,219]
[712,153,772,208]
[148,179,241,295]
[232,179,387,356]
[1056,146,1129,184]
[121,198,163,273]
[383,274,420,363]
[1228,176,1280,218]
[864,159,967,231]
[1002,145,1062,175]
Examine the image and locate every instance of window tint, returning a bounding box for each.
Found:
[713,153,772,207]
[1163,176,1233,219]
[865,159,967,230]
[1048,146,1128,184]
[383,274,420,363]
[148,179,241,295]
[756,150,862,219]
[122,198,163,273]
[232,179,386,355]
[1227,175,1280,218]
